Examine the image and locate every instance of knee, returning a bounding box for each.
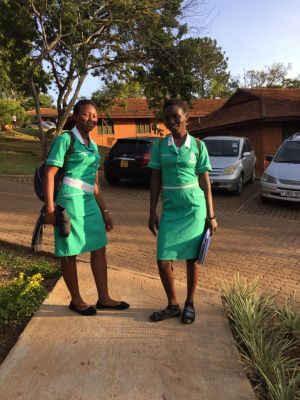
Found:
[158,260,172,270]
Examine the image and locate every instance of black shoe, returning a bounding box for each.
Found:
[96,300,130,310]
[150,305,181,322]
[181,302,195,324]
[69,302,97,316]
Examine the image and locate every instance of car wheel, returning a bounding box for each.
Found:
[105,176,120,186]
[249,168,255,184]
[233,175,243,196]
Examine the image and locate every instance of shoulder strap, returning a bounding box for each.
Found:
[196,138,201,157]
[62,131,75,170]
[158,137,163,154]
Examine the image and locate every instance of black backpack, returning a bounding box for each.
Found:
[34,131,75,202]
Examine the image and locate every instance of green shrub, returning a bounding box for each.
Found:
[0,100,26,127]
[0,248,61,280]
[221,276,300,400]
[0,273,47,331]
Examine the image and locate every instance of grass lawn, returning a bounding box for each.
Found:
[0,130,110,174]
[14,127,40,137]
[0,152,40,175]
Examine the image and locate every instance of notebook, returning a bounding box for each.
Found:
[198,227,212,264]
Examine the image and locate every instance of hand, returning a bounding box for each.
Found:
[103,212,113,232]
[208,218,218,235]
[45,209,56,226]
[148,213,159,236]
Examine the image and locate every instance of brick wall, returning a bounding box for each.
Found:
[90,118,166,147]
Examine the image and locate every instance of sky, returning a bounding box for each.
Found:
[49,0,300,100]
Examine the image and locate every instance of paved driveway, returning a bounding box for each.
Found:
[0,175,299,306]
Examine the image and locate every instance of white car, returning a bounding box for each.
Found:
[261,133,300,202]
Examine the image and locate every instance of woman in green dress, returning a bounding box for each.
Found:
[148,98,217,324]
[44,99,129,315]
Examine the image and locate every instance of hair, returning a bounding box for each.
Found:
[73,99,98,115]
[163,98,188,113]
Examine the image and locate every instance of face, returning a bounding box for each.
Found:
[74,104,98,134]
[163,105,188,135]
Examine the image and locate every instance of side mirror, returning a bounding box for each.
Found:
[242,151,251,158]
[265,155,273,162]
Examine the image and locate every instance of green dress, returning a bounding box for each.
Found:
[45,127,108,257]
[148,134,212,260]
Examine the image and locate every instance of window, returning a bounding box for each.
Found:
[136,119,151,134]
[204,140,240,157]
[98,119,114,135]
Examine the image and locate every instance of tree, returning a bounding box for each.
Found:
[92,81,145,112]
[21,94,55,111]
[243,63,292,88]
[1,0,199,157]
[0,100,26,128]
[175,37,230,98]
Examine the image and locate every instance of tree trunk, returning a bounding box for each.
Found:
[29,76,47,160]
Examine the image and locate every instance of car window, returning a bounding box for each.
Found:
[110,141,153,156]
[204,140,240,157]
[274,141,300,164]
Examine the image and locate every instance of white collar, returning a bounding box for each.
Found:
[71,126,85,144]
[71,126,96,147]
[167,133,191,148]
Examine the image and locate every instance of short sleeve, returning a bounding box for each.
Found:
[45,133,70,168]
[196,140,212,174]
[148,138,161,170]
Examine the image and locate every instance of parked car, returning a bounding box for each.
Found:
[260,133,300,203]
[104,136,157,185]
[25,121,56,130]
[203,136,256,195]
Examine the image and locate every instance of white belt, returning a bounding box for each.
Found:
[62,177,95,193]
[163,182,199,190]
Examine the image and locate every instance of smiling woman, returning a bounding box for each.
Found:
[43,99,129,315]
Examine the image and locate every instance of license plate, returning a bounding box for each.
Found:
[280,190,300,198]
[120,160,128,168]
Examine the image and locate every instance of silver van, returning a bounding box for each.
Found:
[203,136,256,195]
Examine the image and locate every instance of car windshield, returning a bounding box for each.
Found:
[274,141,300,164]
[110,141,153,156]
[204,140,240,157]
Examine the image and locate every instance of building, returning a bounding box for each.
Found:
[92,98,225,146]
[26,108,57,123]
[188,88,300,175]
[26,98,225,146]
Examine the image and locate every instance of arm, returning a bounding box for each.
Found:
[199,171,218,234]
[148,169,161,236]
[43,165,59,225]
[95,171,113,231]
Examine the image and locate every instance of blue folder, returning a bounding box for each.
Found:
[198,227,212,264]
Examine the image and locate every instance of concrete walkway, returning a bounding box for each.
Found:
[0,263,254,400]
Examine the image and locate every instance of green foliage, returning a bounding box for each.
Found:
[276,302,300,338]
[0,273,47,331]
[21,94,55,111]
[92,81,145,112]
[0,248,61,280]
[0,100,26,126]
[222,276,300,400]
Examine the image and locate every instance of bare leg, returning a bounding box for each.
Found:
[157,260,178,305]
[186,259,199,303]
[60,256,89,309]
[90,247,120,306]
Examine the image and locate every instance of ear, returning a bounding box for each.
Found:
[185,112,189,122]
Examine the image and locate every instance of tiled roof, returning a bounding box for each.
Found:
[99,98,226,118]
[26,98,225,120]
[189,88,300,132]
[26,108,57,117]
